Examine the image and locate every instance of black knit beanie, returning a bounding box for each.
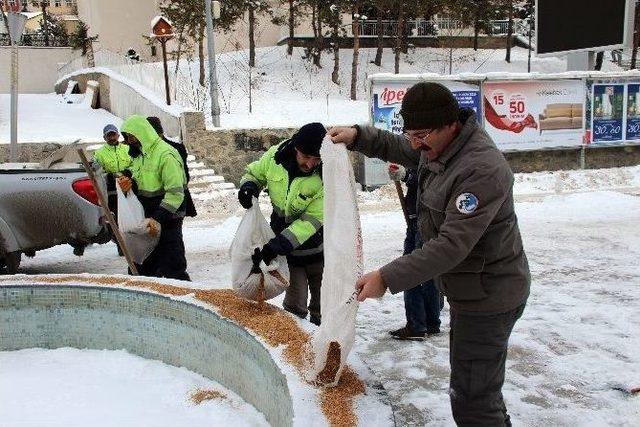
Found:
[291,122,326,157]
[400,82,460,130]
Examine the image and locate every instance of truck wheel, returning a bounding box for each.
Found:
[0,252,21,274]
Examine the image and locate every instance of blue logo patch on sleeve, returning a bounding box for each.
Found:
[456,193,478,214]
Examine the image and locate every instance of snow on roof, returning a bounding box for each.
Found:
[21,12,43,19]
[150,15,172,30]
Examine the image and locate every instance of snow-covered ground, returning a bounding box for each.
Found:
[0,348,268,427]
[0,94,122,144]
[10,166,640,426]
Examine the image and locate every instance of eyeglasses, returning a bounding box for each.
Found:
[403,129,433,143]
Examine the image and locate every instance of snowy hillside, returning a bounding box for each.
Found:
[173,45,622,129]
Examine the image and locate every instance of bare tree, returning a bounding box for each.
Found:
[505,0,513,63]
[631,2,640,69]
[394,0,405,74]
[350,1,361,100]
[328,3,344,84]
[280,0,304,55]
[372,0,390,66]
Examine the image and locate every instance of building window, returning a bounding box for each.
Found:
[8,0,17,7]
[54,0,61,7]
[65,0,75,5]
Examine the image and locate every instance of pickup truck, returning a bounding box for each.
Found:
[0,162,111,274]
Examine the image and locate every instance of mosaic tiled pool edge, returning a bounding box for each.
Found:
[0,284,294,427]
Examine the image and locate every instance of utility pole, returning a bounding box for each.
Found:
[205,0,221,127]
[7,12,27,163]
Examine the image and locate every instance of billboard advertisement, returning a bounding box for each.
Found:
[371,80,482,133]
[625,83,640,141]
[482,80,586,150]
[591,83,625,143]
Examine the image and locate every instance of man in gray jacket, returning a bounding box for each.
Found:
[329,82,530,426]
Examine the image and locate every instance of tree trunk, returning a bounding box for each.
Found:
[473,18,479,51]
[373,8,383,66]
[505,0,513,63]
[332,20,340,84]
[313,4,322,67]
[394,1,404,74]
[249,7,256,67]
[173,29,185,100]
[350,3,360,100]
[632,6,640,69]
[198,27,205,86]
[527,18,532,72]
[86,41,95,68]
[41,2,49,47]
[287,0,295,55]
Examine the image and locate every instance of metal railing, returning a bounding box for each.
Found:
[358,18,527,38]
[360,19,437,37]
[0,32,70,46]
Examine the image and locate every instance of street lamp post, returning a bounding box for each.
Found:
[7,12,27,163]
[205,0,221,127]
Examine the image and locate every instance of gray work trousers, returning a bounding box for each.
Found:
[282,260,323,320]
[449,302,526,426]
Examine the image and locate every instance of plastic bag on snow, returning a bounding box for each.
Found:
[116,181,159,265]
[230,198,290,301]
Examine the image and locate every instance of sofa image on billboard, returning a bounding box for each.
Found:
[539,103,583,133]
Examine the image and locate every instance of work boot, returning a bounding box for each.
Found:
[389,326,425,341]
[310,315,321,326]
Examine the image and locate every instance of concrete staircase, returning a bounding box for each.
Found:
[187,155,236,200]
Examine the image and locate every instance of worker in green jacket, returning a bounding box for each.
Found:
[94,124,132,174]
[238,122,326,325]
[93,124,132,256]
[116,115,190,281]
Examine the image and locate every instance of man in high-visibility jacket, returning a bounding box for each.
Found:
[93,124,132,255]
[238,122,326,325]
[94,124,132,175]
[116,115,190,281]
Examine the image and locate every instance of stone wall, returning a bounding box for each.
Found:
[181,112,300,186]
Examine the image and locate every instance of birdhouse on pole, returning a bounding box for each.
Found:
[150,16,174,105]
[151,16,174,40]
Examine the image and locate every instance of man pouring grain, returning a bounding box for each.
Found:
[329,82,530,426]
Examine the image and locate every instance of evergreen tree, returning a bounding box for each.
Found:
[69,20,98,68]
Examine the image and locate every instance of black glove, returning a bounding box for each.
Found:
[251,244,277,269]
[238,182,259,209]
[260,244,277,265]
[250,248,262,274]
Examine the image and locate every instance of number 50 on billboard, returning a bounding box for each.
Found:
[482,80,586,150]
